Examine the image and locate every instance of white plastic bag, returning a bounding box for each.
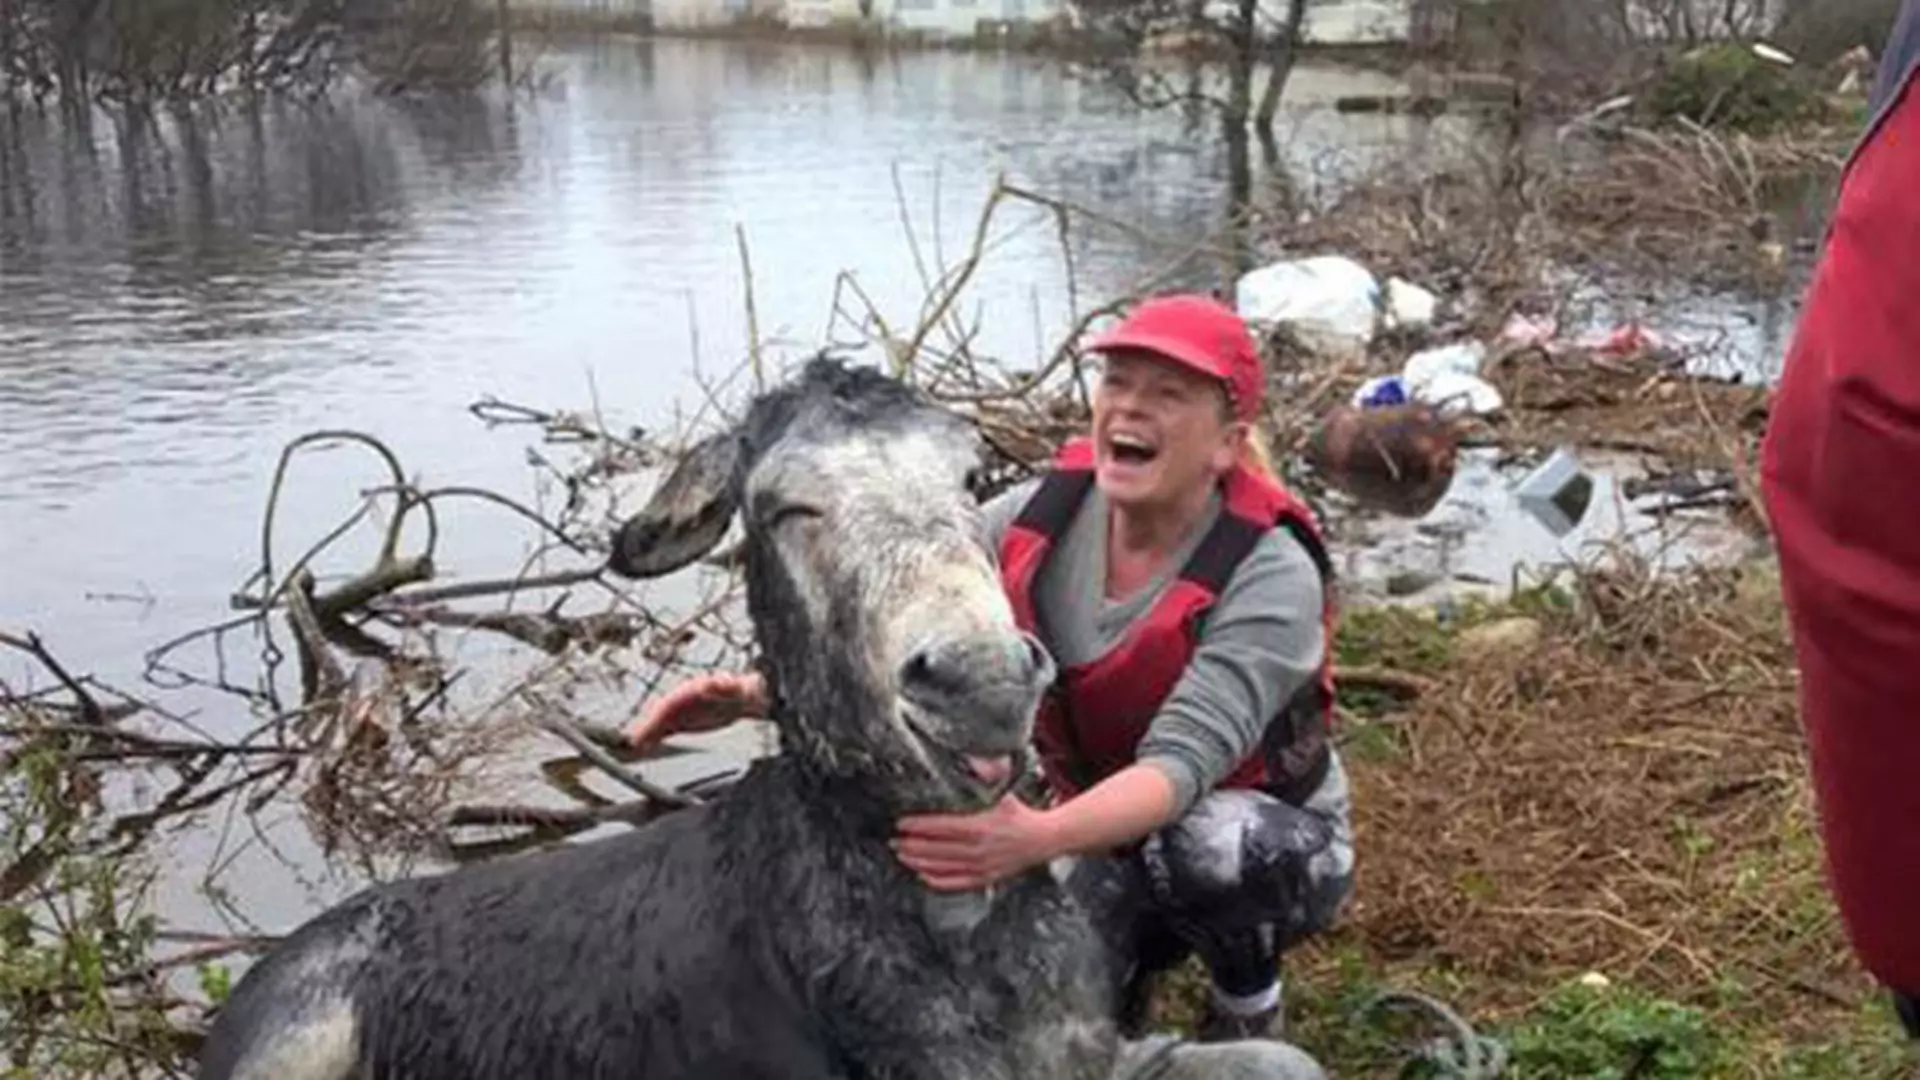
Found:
[1234,255,1380,359]
[1412,370,1504,417]
[1383,277,1439,330]
[1402,341,1487,391]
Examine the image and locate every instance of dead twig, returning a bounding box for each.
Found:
[520,693,703,810]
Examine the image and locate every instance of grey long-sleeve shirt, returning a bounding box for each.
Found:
[979,477,1328,818]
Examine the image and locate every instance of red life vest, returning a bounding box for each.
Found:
[1760,68,1920,994]
[998,437,1338,807]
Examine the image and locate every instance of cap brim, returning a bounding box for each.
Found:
[1082,328,1233,383]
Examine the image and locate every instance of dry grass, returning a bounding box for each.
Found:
[1126,557,1907,1076]
[1278,557,1910,1075]
[1333,561,1829,1002]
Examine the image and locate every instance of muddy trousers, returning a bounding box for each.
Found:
[1076,756,1356,1030]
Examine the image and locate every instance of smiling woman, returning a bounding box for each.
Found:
[631,294,1352,1041]
[981,295,1351,1040]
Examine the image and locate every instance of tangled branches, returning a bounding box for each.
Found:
[0,632,267,1076]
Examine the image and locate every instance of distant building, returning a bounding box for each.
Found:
[506,0,782,31]
[1301,0,1411,44]
[1179,0,1418,46]
[515,0,653,27]
[874,0,1065,38]
[783,0,870,28]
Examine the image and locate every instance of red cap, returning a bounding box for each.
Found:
[1082,293,1265,422]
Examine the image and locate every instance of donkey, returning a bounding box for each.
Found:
[195,356,1328,1080]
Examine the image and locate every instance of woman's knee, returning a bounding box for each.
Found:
[1141,786,1348,936]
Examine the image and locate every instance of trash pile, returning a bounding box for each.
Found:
[1234,253,1667,541]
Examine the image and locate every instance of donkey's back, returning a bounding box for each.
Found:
[196,793,842,1080]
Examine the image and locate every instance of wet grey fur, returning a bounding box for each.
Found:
[195,357,1327,1080]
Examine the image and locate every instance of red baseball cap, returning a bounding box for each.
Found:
[1081,293,1265,423]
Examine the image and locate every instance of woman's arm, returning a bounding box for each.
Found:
[892,526,1328,888]
[1034,525,1327,845]
[1132,525,1328,818]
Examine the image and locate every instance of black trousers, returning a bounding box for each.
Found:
[1068,787,1353,1029]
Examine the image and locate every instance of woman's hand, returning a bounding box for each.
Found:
[892,764,1180,891]
[892,794,1060,892]
[627,671,768,749]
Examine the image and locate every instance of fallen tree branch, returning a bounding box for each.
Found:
[520,693,702,809]
[110,935,281,988]
[377,605,644,656]
[0,724,299,762]
[0,631,114,727]
[284,571,350,718]
[379,567,608,608]
[1334,665,1434,699]
[447,800,657,831]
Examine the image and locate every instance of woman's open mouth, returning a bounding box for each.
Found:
[1104,431,1160,468]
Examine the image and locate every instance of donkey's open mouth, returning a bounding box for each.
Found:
[895,629,1054,802]
[900,707,1029,797]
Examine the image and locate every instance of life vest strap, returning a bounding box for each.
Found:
[1011,467,1093,539]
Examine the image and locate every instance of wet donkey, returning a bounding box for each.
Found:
[195,356,1327,1080]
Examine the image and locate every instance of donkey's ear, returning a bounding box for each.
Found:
[606,430,743,579]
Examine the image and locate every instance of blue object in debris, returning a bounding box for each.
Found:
[1355,375,1409,409]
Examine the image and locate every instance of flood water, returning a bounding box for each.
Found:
[0,35,1792,935]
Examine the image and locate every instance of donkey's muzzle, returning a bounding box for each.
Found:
[899,631,1055,750]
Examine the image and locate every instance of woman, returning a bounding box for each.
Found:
[1760,0,1920,1040]
[629,293,1353,1040]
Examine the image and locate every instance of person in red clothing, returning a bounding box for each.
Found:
[1760,0,1920,1037]
[629,294,1354,1040]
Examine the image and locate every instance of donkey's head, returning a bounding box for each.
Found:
[609,357,1054,815]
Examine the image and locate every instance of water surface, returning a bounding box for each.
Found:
[4,35,1475,930]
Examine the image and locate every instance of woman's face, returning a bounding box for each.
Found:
[1089,349,1243,513]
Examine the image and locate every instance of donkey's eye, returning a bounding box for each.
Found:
[765,503,824,529]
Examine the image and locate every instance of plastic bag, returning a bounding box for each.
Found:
[1412,370,1504,417]
[1235,255,1380,358]
[1383,277,1439,330]
[1402,342,1487,390]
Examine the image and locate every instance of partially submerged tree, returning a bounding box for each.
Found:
[0,0,500,109]
[1068,0,1312,222]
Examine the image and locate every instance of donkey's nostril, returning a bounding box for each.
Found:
[900,650,939,691]
[902,634,1054,703]
[1020,633,1055,684]
[899,646,967,700]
